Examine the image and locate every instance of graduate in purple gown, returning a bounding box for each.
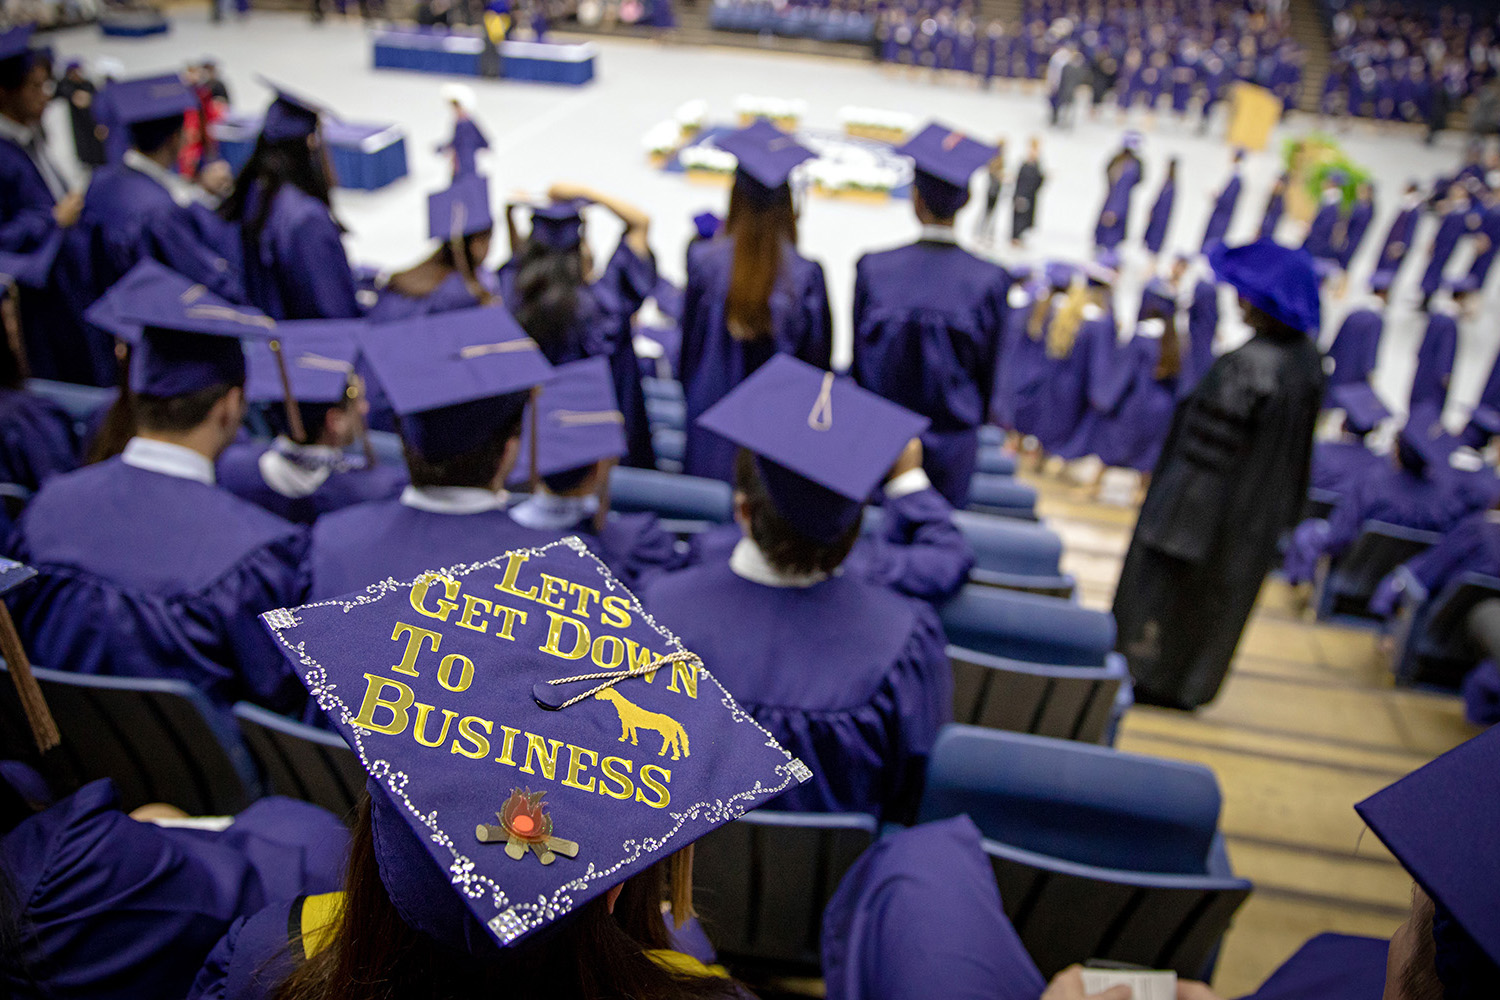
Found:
[365,176,498,323]
[78,74,243,346]
[303,308,560,599]
[1373,510,1500,620]
[1322,291,1386,398]
[1200,149,1243,251]
[680,121,832,484]
[1037,259,1116,459]
[1093,132,1142,252]
[219,85,359,321]
[0,254,79,499]
[1301,174,1344,274]
[1178,255,1218,396]
[1335,181,1374,271]
[1070,306,1182,475]
[506,357,685,588]
[435,84,489,180]
[4,278,308,714]
[644,358,950,822]
[1368,182,1421,292]
[1258,172,1288,241]
[1310,383,1387,498]
[1411,292,1460,417]
[1420,185,1483,308]
[1142,157,1175,256]
[1451,189,1500,297]
[853,123,1008,509]
[998,264,1068,444]
[499,185,658,470]
[216,322,406,525]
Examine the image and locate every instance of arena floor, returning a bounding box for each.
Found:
[42,11,1486,992]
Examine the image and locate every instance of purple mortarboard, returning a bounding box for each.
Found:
[716,119,814,202]
[83,258,195,345]
[1356,726,1500,987]
[106,73,195,125]
[0,558,36,597]
[1207,240,1321,335]
[357,306,552,461]
[0,26,48,68]
[245,319,364,405]
[258,76,331,144]
[697,354,928,544]
[509,357,626,486]
[0,228,62,290]
[529,201,586,253]
[428,176,494,243]
[1329,382,1389,436]
[895,122,997,218]
[693,211,722,241]
[116,275,277,397]
[258,539,807,953]
[1045,261,1077,290]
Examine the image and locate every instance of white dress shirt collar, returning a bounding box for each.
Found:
[728,536,831,589]
[121,437,216,486]
[124,149,211,209]
[509,492,598,531]
[399,485,510,514]
[918,224,961,245]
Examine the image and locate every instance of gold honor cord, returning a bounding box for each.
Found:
[807,371,835,430]
[457,340,540,360]
[542,650,703,711]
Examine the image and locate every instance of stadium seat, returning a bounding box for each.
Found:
[0,664,254,814]
[1392,572,1500,690]
[1303,487,1340,522]
[965,473,1038,520]
[367,429,406,468]
[975,447,1018,477]
[26,378,113,440]
[1314,520,1443,625]
[949,645,1129,744]
[645,395,686,432]
[862,508,1074,596]
[233,703,365,825]
[693,810,877,976]
[938,585,1114,667]
[608,465,734,529]
[653,428,685,473]
[918,725,1252,979]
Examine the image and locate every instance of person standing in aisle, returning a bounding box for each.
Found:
[973,143,1005,246]
[1010,136,1045,247]
[1094,132,1142,253]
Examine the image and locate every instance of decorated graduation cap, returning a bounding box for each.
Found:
[716,119,815,204]
[509,356,626,487]
[896,122,997,219]
[429,176,494,243]
[697,354,928,544]
[1356,725,1500,991]
[358,305,552,462]
[258,76,331,144]
[106,73,195,126]
[1330,382,1389,436]
[1207,239,1321,335]
[260,538,807,953]
[528,200,586,253]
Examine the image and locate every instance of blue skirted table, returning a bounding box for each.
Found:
[210,115,409,191]
[99,10,171,35]
[372,28,597,85]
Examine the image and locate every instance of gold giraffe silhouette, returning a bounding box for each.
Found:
[593,688,691,760]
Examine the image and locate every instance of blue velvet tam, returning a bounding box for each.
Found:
[115,271,277,397]
[896,122,996,219]
[692,211,722,240]
[357,305,552,461]
[257,77,330,143]
[529,200,586,252]
[1356,725,1500,992]
[716,119,814,204]
[0,26,50,72]
[106,73,195,125]
[1207,239,1321,334]
[696,354,928,544]
[0,227,61,290]
[0,558,36,597]
[245,319,365,406]
[429,176,493,242]
[509,356,626,485]
[1329,382,1389,436]
[259,539,809,953]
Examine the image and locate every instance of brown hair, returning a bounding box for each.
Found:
[723,176,797,342]
[387,233,495,306]
[1149,309,1182,381]
[273,799,739,1000]
[734,448,860,577]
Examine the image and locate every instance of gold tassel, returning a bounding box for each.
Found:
[669,844,696,929]
[0,603,59,753]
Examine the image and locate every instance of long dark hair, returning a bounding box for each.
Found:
[273,798,740,1000]
[220,136,336,245]
[388,232,495,306]
[87,345,137,464]
[723,176,797,342]
[1145,305,1182,380]
[512,240,587,353]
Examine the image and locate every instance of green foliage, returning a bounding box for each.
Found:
[1283,134,1370,208]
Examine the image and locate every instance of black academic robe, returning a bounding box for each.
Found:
[1112,330,1324,709]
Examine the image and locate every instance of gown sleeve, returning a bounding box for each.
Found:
[798,258,834,370]
[885,604,952,822]
[290,210,361,319]
[854,486,975,603]
[594,513,690,590]
[0,396,79,492]
[144,207,242,304]
[678,244,708,384]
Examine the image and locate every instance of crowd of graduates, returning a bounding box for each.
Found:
[4,10,1500,1000]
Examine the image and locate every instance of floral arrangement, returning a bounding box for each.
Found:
[679,145,738,176]
[805,159,897,199]
[837,105,916,143]
[733,94,807,129]
[642,120,685,160]
[675,99,708,134]
[1283,133,1370,208]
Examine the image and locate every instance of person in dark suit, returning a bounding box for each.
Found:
[1010,137,1044,248]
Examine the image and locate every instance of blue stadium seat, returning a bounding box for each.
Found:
[26,378,113,440]
[1314,520,1443,625]
[233,703,364,825]
[948,645,1130,744]
[938,585,1114,667]
[0,664,255,814]
[367,430,406,468]
[919,726,1251,979]
[1303,487,1340,522]
[1393,572,1500,690]
[978,424,1004,447]
[608,466,733,528]
[965,473,1038,520]
[642,377,684,403]
[975,447,1018,477]
[653,428,685,473]
[645,395,686,432]
[694,810,877,976]
[862,508,1073,596]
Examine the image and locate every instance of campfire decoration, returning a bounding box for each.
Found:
[476,788,580,865]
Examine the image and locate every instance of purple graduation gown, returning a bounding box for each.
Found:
[1037,309,1113,454]
[1396,513,1500,605]
[1302,198,1342,262]
[1200,173,1241,250]
[1309,439,1383,497]
[1410,311,1458,415]
[1182,277,1218,395]
[241,185,360,320]
[216,441,409,526]
[1259,189,1285,240]
[5,459,309,712]
[363,270,490,323]
[1093,156,1141,250]
[0,778,348,1000]
[642,560,950,821]
[1336,198,1374,269]
[1372,203,1419,277]
[1235,933,1389,1000]
[852,240,1008,508]
[1462,661,1500,726]
[1420,207,1477,297]
[1143,178,1174,254]
[0,389,78,494]
[821,816,1047,1000]
[1071,332,1179,471]
[439,117,489,178]
[680,236,832,483]
[508,503,688,589]
[1323,307,1382,395]
[992,285,1046,433]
